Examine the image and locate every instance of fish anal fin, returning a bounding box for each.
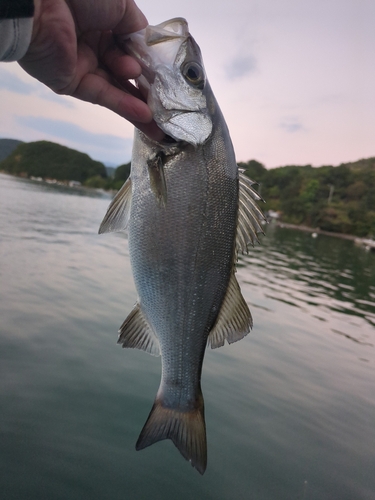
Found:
[99,177,132,234]
[118,303,160,356]
[136,393,207,475]
[208,272,252,349]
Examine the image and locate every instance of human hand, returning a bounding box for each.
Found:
[19,0,163,140]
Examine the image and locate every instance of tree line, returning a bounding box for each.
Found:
[1,139,373,237]
[240,158,375,237]
[0,140,130,190]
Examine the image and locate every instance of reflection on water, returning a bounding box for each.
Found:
[0,173,374,500]
[240,224,375,345]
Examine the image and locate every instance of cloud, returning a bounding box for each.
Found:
[225,55,257,79]
[18,116,124,147]
[279,117,305,133]
[0,67,74,108]
[17,116,132,163]
[0,67,38,94]
[37,88,75,107]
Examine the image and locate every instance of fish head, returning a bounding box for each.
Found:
[122,18,213,145]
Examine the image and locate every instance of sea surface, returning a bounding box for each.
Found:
[0,172,374,500]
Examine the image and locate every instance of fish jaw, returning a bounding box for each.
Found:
[119,19,189,83]
[121,18,213,145]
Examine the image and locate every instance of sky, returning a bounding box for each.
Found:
[1,0,374,168]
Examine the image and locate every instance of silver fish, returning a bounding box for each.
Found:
[100,18,265,474]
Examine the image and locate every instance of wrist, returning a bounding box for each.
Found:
[0,0,34,18]
[0,0,35,61]
[28,0,41,44]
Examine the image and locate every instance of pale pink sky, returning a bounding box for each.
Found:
[1,0,374,168]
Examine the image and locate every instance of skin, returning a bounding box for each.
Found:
[18,0,164,141]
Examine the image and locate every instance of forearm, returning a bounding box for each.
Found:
[0,0,35,61]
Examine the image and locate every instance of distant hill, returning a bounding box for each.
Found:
[0,140,107,183]
[0,138,24,162]
[1,137,373,237]
[114,162,131,182]
[105,166,116,178]
[240,157,375,237]
[340,157,375,171]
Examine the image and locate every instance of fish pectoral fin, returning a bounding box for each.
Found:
[136,392,207,475]
[118,303,160,356]
[98,177,132,234]
[236,171,267,253]
[147,153,167,207]
[207,272,252,349]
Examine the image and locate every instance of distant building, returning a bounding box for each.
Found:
[68,180,81,187]
[266,210,280,220]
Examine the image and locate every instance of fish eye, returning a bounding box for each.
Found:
[182,62,204,88]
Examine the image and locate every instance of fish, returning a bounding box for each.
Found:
[99,18,266,474]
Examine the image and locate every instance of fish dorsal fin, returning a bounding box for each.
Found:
[207,272,252,349]
[98,178,132,234]
[236,171,266,253]
[118,303,160,356]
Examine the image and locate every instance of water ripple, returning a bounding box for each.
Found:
[239,225,375,345]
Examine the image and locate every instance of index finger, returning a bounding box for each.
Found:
[69,0,147,34]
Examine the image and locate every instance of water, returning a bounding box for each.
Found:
[0,173,374,500]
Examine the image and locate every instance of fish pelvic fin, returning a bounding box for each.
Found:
[208,271,252,349]
[118,303,160,356]
[236,171,267,253]
[98,177,132,234]
[136,393,207,475]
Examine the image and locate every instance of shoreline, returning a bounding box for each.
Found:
[1,172,373,247]
[275,221,357,241]
[0,170,115,197]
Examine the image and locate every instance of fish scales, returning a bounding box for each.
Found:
[129,125,237,402]
[100,17,266,474]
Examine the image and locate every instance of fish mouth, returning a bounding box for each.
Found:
[115,18,190,82]
[115,18,211,145]
[144,18,189,46]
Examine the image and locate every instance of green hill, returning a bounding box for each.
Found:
[0,140,107,183]
[1,137,373,237]
[240,158,375,237]
[341,157,375,171]
[0,138,24,162]
[85,161,130,190]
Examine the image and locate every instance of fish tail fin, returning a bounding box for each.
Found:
[136,393,207,475]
